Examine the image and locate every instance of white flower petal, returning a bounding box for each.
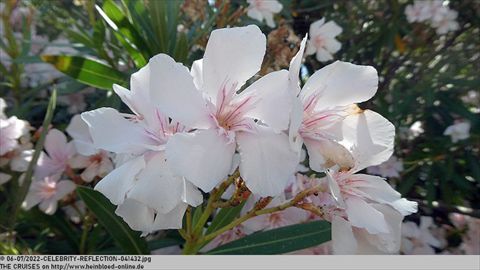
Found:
[345,196,390,234]
[44,129,68,158]
[116,199,155,234]
[182,179,203,207]
[152,202,188,230]
[341,110,395,170]
[317,21,343,38]
[202,25,266,104]
[81,108,157,154]
[66,115,97,156]
[301,61,378,110]
[358,204,403,254]
[237,126,298,196]
[39,198,58,215]
[350,173,417,216]
[332,215,357,254]
[191,59,204,90]
[54,180,76,200]
[166,129,235,192]
[128,153,182,214]
[242,70,292,131]
[94,156,145,205]
[289,35,308,96]
[148,54,211,129]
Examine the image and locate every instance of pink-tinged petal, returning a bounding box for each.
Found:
[242,70,292,131]
[68,154,91,169]
[166,129,235,192]
[357,204,403,254]
[289,35,308,96]
[317,21,343,37]
[349,173,417,216]
[262,11,275,28]
[94,156,145,205]
[115,199,155,234]
[315,48,333,62]
[44,129,68,159]
[301,61,378,110]
[148,54,211,129]
[191,59,203,90]
[66,115,97,156]
[80,162,99,182]
[247,8,264,22]
[151,202,188,230]
[332,215,357,254]
[344,196,390,234]
[128,153,182,214]
[22,187,43,210]
[54,180,76,200]
[309,18,326,36]
[202,25,266,104]
[81,108,157,154]
[305,40,317,55]
[182,179,203,207]
[237,126,298,196]
[39,198,58,215]
[304,137,354,172]
[341,110,395,171]
[323,38,341,53]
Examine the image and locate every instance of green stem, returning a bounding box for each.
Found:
[202,185,324,244]
[181,170,239,254]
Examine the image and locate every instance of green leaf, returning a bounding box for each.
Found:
[41,55,127,90]
[207,220,331,255]
[148,0,182,55]
[148,238,183,251]
[148,0,169,53]
[76,186,149,254]
[205,201,246,235]
[7,90,57,230]
[192,206,203,227]
[97,0,149,67]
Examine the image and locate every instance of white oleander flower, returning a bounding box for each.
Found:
[443,121,470,143]
[246,0,283,28]
[305,18,342,62]
[151,25,298,197]
[22,174,76,215]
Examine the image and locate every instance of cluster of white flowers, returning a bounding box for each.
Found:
[405,0,459,35]
[78,25,416,253]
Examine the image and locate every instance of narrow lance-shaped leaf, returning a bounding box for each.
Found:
[97,0,149,67]
[76,186,149,254]
[41,55,127,90]
[7,90,56,229]
[205,201,246,235]
[207,220,331,255]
